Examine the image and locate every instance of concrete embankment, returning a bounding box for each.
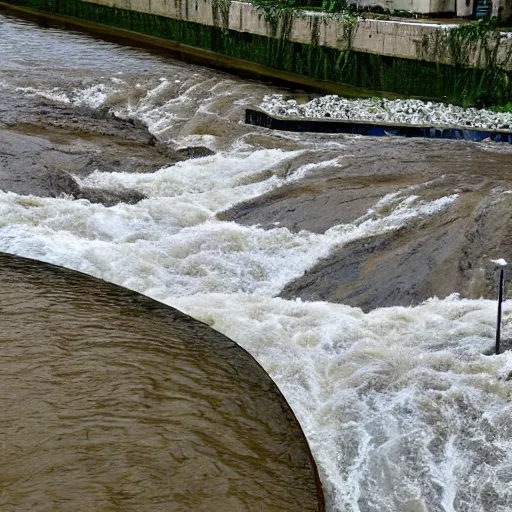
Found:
[221,137,512,311]
[245,108,512,141]
[2,0,512,105]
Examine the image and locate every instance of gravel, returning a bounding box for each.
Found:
[260,94,512,130]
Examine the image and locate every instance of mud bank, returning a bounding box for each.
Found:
[0,102,213,205]
[222,138,512,311]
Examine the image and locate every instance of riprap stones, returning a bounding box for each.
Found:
[260,95,512,130]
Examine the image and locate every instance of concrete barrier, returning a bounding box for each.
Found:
[2,0,512,105]
[246,108,512,142]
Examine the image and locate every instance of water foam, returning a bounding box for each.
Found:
[0,140,491,510]
[171,293,512,512]
[80,149,300,211]
[0,138,460,303]
[1,162,503,510]
[4,74,509,510]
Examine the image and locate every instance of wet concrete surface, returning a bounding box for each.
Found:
[0,99,213,205]
[223,139,512,311]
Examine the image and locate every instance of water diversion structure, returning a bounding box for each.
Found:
[1,9,512,512]
[245,108,512,143]
[0,252,325,511]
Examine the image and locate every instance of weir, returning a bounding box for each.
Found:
[2,11,512,511]
[2,0,512,105]
[0,252,325,511]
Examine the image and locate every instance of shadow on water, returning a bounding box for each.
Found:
[0,252,324,511]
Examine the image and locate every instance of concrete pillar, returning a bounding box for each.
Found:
[456,0,474,17]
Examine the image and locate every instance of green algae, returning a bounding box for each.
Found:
[212,0,231,28]
[420,19,512,106]
[5,0,512,106]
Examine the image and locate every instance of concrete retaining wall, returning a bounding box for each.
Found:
[85,0,512,69]
[4,0,512,105]
[346,0,455,14]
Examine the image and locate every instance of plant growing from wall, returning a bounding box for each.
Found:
[321,0,347,12]
[420,19,512,105]
[212,0,232,28]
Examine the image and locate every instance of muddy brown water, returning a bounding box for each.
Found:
[0,253,323,511]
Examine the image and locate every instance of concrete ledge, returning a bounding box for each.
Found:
[246,108,512,142]
[84,0,512,69]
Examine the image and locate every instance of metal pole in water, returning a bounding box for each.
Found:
[496,268,504,355]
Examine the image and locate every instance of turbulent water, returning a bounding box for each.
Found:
[1,10,511,512]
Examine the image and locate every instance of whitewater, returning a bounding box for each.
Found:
[1,12,511,511]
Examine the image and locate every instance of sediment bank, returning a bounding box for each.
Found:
[221,138,512,311]
[2,0,512,105]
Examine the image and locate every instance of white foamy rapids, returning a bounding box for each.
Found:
[111,77,188,137]
[13,86,72,105]
[13,83,118,109]
[261,94,512,131]
[10,77,197,131]
[9,75,259,148]
[3,15,512,511]
[0,152,510,511]
[0,142,479,512]
[108,75,262,143]
[0,158,458,300]
[171,293,512,512]
[80,149,300,211]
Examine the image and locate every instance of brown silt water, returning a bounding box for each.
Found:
[0,253,323,511]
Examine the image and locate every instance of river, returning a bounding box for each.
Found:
[1,9,512,511]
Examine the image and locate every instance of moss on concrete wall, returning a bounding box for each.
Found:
[6,0,512,105]
[420,19,512,106]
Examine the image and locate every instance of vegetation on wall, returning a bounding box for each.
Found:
[6,0,512,106]
[249,0,349,13]
[212,0,231,27]
[421,18,512,105]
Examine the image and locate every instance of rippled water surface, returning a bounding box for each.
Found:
[0,253,321,511]
[1,10,511,512]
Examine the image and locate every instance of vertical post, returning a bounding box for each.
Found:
[496,268,504,355]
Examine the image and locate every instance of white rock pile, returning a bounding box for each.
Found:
[260,94,512,130]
